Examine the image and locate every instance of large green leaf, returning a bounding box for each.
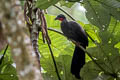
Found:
[40,54,77,80]
[59,0,74,8]
[83,0,111,30]
[36,0,60,9]
[0,48,18,80]
[81,61,101,80]
[83,17,120,80]
[96,0,120,21]
[0,64,18,80]
[45,14,61,29]
[95,73,114,80]
[67,0,80,2]
[97,0,120,8]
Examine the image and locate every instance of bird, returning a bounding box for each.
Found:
[55,14,88,79]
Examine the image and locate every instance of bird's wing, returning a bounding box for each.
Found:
[68,21,88,46]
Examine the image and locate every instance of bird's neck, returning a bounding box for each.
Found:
[61,19,68,29]
[61,19,68,23]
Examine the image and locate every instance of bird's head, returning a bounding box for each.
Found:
[55,14,66,21]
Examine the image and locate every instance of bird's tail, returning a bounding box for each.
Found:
[71,45,86,79]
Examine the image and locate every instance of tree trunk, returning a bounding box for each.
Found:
[0,0,43,80]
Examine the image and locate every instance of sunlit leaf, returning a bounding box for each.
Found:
[59,0,74,8]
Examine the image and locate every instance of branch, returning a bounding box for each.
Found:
[48,28,64,35]
[65,0,84,4]
[0,44,9,65]
[46,39,61,80]
[53,5,76,21]
[40,11,61,80]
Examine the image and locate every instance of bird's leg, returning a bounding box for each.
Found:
[71,40,83,47]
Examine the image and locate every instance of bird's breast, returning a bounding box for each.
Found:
[61,21,75,40]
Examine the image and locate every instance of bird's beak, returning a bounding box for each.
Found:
[55,17,59,20]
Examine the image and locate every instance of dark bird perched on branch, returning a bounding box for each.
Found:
[55,14,88,79]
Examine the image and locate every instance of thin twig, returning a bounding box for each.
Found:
[66,1,84,4]
[53,5,76,21]
[40,11,61,80]
[46,39,61,80]
[85,32,97,44]
[0,44,9,65]
[48,28,64,35]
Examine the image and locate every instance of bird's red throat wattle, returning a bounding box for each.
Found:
[58,18,64,21]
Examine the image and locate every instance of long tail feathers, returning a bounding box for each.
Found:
[71,46,86,79]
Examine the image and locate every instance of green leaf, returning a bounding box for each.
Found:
[45,14,61,29]
[36,0,60,9]
[95,73,114,80]
[110,9,120,21]
[106,18,120,44]
[99,2,120,21]
[59,0,74,8]
[40,12,120,80]
[58,55,73,80]
[94,0,120,21]
[81,61,101,80]
[67,0,80,2]
[0,47,18,80]
[0,64,18,80]
[97,0,120,8]
[83,0,111,30]
[109,55,120,73]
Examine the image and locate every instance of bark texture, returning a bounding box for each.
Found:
[0,0,43,80]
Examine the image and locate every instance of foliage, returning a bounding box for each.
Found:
[36,0,120,80]
[0,48,18,80]
[39,13,120,80]
[36,0,60,9]
[1,0,120,80]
